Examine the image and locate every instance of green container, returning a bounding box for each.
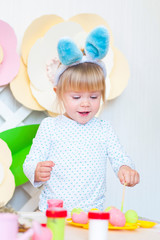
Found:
[46,208,67,240]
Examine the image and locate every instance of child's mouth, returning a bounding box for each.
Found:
[78,111,90,116]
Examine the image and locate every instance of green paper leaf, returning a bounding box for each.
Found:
[0,125,39,186]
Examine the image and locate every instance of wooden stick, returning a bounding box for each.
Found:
[121,183,126,212]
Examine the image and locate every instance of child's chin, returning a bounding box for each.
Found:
[76,117,90,125]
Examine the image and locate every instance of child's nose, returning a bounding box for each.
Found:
[80,99,90,107]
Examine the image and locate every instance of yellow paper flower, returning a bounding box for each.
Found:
[0,139,15,206]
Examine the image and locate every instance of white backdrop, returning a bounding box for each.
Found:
[0,0,160,221]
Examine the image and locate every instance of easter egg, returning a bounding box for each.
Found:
[107,208,126,227]
[125,210,138,223]
[72,211,88,224]
[71,208,83,217]
[71,208,88,224]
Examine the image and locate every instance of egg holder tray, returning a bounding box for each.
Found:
[66,218,157,230]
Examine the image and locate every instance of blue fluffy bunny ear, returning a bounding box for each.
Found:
[85,26,109,60]
[57,37,83,65]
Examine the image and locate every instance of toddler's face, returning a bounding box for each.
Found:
[62,91,102,124]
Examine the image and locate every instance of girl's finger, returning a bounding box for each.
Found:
[39,176,51,182]
[123,171,131,186]
[41,161,55,167]
[134,173,140,185]
[39,166,53,172]
[129,171,136,186]
[40,172,51,178]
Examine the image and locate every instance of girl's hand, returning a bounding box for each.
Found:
[34,161,55,182]
[118,165,140,187]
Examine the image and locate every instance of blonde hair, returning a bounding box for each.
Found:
[55,62,105,113]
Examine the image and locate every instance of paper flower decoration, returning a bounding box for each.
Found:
[0,20,20,86]
[0,139,15,206]
[10,14,130,114]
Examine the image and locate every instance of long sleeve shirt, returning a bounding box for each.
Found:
[23,115,134,212]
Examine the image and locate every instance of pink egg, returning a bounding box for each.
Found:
[108,208,126,227]
[72,212,88,224]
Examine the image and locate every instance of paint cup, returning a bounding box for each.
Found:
[88,211,110,240]
[46,208,67,240]
[0,213,18,240]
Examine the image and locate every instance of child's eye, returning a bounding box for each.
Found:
[72,96,80,99]
[90,96,98,99]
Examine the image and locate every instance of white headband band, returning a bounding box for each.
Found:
[54,55,107,86]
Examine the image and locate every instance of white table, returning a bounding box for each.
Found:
[18,212,160,240]
[65,225,160,240]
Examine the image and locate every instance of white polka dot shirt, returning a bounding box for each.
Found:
[23,115,134,212]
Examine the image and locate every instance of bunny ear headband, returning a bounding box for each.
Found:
[54,26,109,86]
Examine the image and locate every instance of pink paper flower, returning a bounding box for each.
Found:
[0,20,20,86]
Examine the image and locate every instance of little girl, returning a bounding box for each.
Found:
[23,26,139,212]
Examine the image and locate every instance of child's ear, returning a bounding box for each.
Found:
[53,87,57,93]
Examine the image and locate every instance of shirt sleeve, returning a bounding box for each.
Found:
[23,117,53,187]
[104,121,135,175]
